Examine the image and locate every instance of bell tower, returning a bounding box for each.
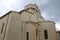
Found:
[24,4,45,21]
[24,4,41,15]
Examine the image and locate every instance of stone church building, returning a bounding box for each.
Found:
[0,4,58,40]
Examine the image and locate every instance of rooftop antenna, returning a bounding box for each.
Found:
[33,0,36,4]
[57,28,58,31]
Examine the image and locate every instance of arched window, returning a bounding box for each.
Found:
[44,30,48,39]
[1,23,5,34]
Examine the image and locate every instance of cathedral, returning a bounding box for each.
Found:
[0,4,58,40]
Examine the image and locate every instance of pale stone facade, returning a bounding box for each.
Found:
[0,4,58,40]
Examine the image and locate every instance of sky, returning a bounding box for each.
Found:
[0,0,60,30]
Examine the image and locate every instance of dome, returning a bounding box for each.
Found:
[25,4,38,9]
[24,4,40,12]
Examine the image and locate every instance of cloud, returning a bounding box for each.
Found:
[40,0,48,5]
[0,0,20,16]
[0,3,10,16]
[0,0,18,9]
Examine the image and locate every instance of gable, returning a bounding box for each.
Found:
[0,11,12,19]
[0,11,19,19]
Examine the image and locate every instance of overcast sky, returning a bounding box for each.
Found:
[0,0,60,30]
